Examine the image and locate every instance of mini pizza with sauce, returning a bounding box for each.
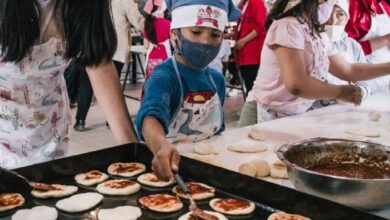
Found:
[0,193,25,212]
[31,184,78,199]
[268,211,311,220]
[137,173,175,187]
[172,182,215,200]
[96,179,141,196]
[178,211,228,220]
[74,170,109,186]
[138,194,183,213]
[209,198,255,215]
[107,162,146,177]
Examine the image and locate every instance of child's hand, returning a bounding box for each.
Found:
[151,143,180,182]
[337,84,363,106]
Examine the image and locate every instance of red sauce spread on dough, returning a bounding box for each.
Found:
[147,174,164,183]
[189,214,218,220]
[308,163,390,179]
[105,180,135,188]
[140,194,180,208]
[176,183,213,195]
[215,198,250,211]
[85,171,102,180]
[114,164,140,173]
[0,194,23,207]
[32,183,61,192]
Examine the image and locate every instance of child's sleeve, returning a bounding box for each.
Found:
[135,65,177,140]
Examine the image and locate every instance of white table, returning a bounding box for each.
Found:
[175,92,390,218]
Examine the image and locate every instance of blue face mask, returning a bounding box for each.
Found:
[175,30,221,69]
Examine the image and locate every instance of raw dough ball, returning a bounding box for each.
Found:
[227,141,268,153]
[344,128,380,138]
[238,162,257,177]
[12,206,58,220]
[250,159,270,178]
[183,153,221,167]
[270,161,288,179]
[369,111,381,122]
[248,126,266,141]
[193,143,220,155]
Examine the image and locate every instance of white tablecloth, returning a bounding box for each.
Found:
[175,92,390,218]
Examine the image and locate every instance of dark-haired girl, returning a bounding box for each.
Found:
[139,0,171,78]
[0,0,137,168]
[239,0,390,126]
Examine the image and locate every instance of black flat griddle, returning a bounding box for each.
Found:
[0,143,386,220]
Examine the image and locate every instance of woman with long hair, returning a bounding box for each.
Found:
[239,0,390,127]
[0,0,137,168]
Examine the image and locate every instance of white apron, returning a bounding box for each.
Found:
[0,37,70,169]
[167,57,223,142]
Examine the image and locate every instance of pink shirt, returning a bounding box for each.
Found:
[247,17,337,116]
[143,18,171,44]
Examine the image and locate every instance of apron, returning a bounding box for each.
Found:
[145,39,171,78]
[360,1,390,63]
[166,57,223,142]
[0,36,70,169]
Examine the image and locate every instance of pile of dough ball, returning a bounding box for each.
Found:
[239,160,288,179]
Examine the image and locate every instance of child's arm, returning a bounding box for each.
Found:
[329,54,390,82]
[275,46,362,105]
[142,116,180,181]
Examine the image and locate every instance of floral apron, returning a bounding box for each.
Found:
[0,37,70,168]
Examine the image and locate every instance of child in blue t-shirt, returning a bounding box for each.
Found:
[136,0,241,180]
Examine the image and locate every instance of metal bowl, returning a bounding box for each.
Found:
[277,138,390,210]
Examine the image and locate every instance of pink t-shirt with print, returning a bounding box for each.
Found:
[247,17,337,117]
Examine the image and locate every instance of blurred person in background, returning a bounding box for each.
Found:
[234,0,267,96]
[139,0,172,79]
[239,0,390,127]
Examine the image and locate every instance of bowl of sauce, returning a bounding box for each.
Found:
[277,138,390,210]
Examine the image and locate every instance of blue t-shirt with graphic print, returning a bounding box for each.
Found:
[136,58,226,140]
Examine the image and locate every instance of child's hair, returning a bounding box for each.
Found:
[266,0,325,38]
[0,0,117,66]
